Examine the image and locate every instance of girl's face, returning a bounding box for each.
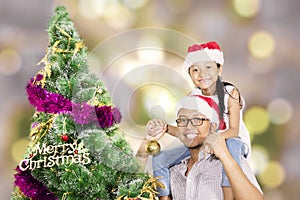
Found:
[177,108,210,148]
[189,61,222,95]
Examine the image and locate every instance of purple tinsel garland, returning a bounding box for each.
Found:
[26,78,122,128]
[26,78,72,114]
[14,166,57,200]
[15,77,123,199]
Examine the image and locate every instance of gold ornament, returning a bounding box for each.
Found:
[96,88,103,94]
[116,175,165,200]
[145,141,161,155]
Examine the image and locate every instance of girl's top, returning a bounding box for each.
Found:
[190,86,251,158]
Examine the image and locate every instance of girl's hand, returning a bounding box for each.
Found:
[145,119,167,141]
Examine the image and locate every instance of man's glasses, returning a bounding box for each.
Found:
[176,117,210,127]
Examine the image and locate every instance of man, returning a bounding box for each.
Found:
[168,95,263,200]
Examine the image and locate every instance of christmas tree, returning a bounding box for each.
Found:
[11,6,162,200]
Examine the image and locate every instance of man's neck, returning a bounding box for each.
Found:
[185,145,204,177]
[189,145,204,163]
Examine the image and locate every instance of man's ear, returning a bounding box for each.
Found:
[210,122,219,132]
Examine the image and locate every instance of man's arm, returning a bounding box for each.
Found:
[165,124,178,137]
[205,133,264,200]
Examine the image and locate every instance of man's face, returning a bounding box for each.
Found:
[176,108,211,148]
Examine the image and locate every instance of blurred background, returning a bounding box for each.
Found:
[1,0,300,199]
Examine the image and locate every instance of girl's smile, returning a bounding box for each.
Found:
[189,61,221,95]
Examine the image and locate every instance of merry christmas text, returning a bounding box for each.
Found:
[19,142,91,171]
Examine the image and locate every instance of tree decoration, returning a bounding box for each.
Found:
[11,6,162,200]
[14,166,57,200]
[61,134,69,141]
[145,141,161,155]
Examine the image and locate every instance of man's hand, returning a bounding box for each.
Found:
[204,132,227,159]
[145,119,167,141]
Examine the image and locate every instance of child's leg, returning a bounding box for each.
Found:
[152,145,190,197]
[222,138,246,187]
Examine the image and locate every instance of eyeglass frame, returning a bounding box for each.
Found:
[175,117,210,127]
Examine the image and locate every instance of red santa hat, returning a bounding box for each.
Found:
[183,41,224,72]
[175,95,219,125]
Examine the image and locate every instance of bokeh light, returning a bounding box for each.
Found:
[78,0,108,19]
[250,145,269,174]
[3,0,300,198]
[137,49,165,64]
[248,31,275,59]
[166,0,192,14]
[78,0,135,29]
[143,84,177,121]
[104,4,135,29]
[123,0,148,10]
[11,137,30,163]
[267,98,293,125]
[0,48,22,75]
[264,190,284,200]
[244,106,270,135]
[118,58,143,79]
[232,0,261,18]
[149,105,167,120]
[258,160,285,189]
[137,35,164,63]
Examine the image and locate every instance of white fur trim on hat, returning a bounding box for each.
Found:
[175,96,219,125]
[183,48,224,72]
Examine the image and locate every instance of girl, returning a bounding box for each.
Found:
[146,41,251,200]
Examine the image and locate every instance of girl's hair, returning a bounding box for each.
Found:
[216,64,243,119]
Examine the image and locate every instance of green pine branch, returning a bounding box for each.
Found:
[12,6,152,200]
